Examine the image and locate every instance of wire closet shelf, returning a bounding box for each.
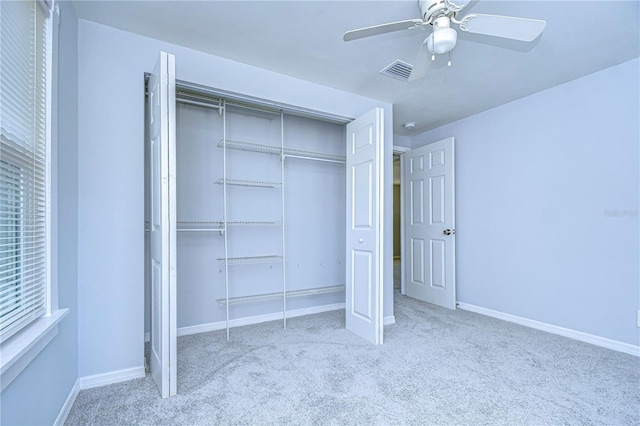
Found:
[173,88,348,340]
[218,139,346,163]
[217,285,345,306]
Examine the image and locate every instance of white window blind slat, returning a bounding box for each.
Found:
[0,304,47,338]
[0,0,49,343]
[0,287,46,312]
[0,294,47,320]
[0,304,47,330]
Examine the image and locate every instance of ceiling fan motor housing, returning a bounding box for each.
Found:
[419,0,448,22]
[419,0,471,22]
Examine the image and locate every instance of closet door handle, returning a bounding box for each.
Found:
[359,238,364,243]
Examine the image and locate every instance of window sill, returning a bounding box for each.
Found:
[0,309,69,392]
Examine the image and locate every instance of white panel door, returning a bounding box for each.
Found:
[404,137,456,309]
[148,51,177,398]
[346,108,384,345]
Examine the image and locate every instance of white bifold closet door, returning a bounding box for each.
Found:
[345,108,385,345]
[148,51,177,398]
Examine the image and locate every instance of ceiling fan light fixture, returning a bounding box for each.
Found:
[426,27,457,54]
[403,121,416,130]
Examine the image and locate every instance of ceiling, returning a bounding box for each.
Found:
[72,1,639,136]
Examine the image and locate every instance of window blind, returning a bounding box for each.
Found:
[0,0,49,342]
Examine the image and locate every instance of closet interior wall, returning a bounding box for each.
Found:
[151,92,347,339]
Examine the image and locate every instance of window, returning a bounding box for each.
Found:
[0,0,50,342]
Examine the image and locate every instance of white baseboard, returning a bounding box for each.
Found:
[457,302,640,357]
[78,366,146,390]
[384,315,396,325]
[178,303,346,337]
[54,379,79,426]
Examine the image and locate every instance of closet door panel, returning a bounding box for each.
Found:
[345,108,384,345]
[148,51,177,398]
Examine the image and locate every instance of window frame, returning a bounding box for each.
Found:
[0,0,68,393]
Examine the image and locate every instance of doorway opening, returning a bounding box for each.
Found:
[393,155,402,292]
[392,146,410,295]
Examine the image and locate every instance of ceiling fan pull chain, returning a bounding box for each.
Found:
[432,18,439,61]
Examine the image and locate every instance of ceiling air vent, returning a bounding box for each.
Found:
[380,60,413,82]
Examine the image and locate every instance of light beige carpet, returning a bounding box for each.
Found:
[66,293,640,425]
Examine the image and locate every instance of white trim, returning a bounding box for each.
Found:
[54,379,79,426]
[178,303,345,337]
[457,302,640,357]
[398,150,406,295]
[78,366,146,390]
[378,108,385,346]
[0,309,68,392]
[392,145,411,153]
[383,315,396,325]
[45,0,54,315]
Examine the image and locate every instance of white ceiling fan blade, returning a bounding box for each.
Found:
[344,19,424,42]
[458,14,546,42]
[408,40,431,82]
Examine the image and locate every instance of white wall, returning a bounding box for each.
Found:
[1,2,79,424]
[413,59,639,346]
[77,20,394,377]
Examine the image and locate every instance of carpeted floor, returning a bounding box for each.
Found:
[65,294,640,425]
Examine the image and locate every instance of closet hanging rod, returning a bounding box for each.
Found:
[283,154,346,164]
[177,98,223,110]
[215,178,282,188]
[177,228,224,232]
[215,285,345,306]
[217,255,284,266]
[177,220,221,224]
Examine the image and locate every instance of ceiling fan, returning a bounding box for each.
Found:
[343,0,546,81]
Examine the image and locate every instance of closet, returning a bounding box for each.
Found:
[145,50,385,398]
[174,90,347,339]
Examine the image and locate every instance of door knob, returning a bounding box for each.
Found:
[443,229,455,235]
[359,238,364,243]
